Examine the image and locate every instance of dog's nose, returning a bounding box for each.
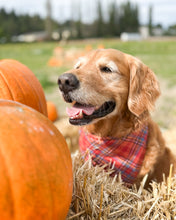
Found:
[58,73,79,93]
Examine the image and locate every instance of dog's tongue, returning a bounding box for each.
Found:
[66,103,95,117]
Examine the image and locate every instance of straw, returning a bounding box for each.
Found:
[67,152,176,219]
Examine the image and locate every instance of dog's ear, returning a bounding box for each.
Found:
[127,58,160,117]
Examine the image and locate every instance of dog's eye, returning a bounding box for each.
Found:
[74,60,81,69]
[75,65,80,69]
[100,66,112,73]
[74,64,80,69]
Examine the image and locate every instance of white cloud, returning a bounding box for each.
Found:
[131,0,176,26]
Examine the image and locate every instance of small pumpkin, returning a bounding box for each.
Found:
[0,59,47,116]
[48,57,63,67]
[0,100,73,220]
[47,101,58,122]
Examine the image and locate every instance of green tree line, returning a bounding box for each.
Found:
[94,1,139,38]
[0,8,58,42]
[0,9,45,41]
[67,1,140,39]
[0,1,140,42]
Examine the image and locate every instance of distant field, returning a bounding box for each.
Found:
[0,39,176,128]
[0,39,176,88]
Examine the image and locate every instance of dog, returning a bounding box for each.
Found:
[58,48,176,187]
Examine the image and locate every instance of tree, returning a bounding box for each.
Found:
[0,8,46,41]
[108,0,117,36]
[148,5,153,36]
[119,1,139,33]
[45,0,52,40]
[96,0,104,37]
[107,0,122,36]
[75,2,83,39]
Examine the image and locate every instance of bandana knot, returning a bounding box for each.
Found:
[79,126,148,184]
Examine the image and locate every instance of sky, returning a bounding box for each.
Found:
[0,0,176,28]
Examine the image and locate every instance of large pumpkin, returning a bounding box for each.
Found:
[0,59,47,116]
[47,101,58,122]
[0,100,72,220]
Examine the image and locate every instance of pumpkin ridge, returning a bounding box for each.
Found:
[30,118,73,218]
[24,137,54,219]
[7,64,40,112]
[0,100,73,219]
[4,63,30,105]
[0,146,15,219]
[0,60,47,116]
[5,62,44,114]
[46,125,73,215]
[0,108,54,219]
[25,129,55,219]
[0,69,14,100]
[12,61,47,116]
[12,63,45,115]
[31,114,73,217]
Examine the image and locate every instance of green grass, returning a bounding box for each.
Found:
[0,42,67,91]
[0,39,176,91]
[101,39,176,81]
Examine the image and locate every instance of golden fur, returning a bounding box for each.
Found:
[63,48,176,186]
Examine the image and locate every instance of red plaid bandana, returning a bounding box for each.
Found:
[79,126,148,184]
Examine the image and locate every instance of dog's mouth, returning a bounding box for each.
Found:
[66,101,116,125]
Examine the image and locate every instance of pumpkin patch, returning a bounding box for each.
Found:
[0,59,47,116]
[0,100,73,220]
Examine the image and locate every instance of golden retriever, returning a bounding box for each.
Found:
[58,48,176,187]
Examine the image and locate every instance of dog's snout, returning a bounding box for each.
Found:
[58,73,79,93]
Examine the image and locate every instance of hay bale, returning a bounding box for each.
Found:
[54,118,79,152]
[67,152,176,219]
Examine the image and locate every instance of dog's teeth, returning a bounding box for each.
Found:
[70,110,83,120]
[95,105,100,110]
[76,110,83,119]
[72,100,77,106]
[78,110,83,117]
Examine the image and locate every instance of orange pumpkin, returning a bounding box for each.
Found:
[0,100,73,220]
[0,59,47,116]
[47,101,58,122]
[48,57,63,67]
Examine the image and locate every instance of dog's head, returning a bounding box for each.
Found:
[58,49,160,126]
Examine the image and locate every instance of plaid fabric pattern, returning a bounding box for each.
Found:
[79,126,148,184]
